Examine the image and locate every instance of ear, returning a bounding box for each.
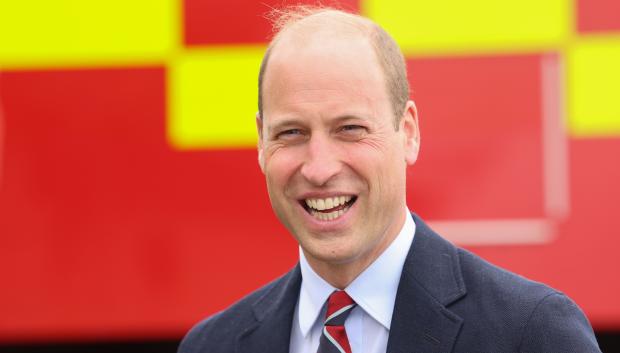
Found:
[400,100,420,165]
[256,112,265,173]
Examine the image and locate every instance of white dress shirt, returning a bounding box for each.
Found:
[289,212,416,353]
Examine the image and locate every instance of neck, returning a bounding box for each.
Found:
[303,209,407,289]
[305,259,367,289]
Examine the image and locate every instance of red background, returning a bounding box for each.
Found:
[1,0,619,343]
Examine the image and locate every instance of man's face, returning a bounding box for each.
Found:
[258,33,419,272]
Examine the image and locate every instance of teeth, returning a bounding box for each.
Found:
[310,206,349,221]
[305,195,353,211]
[305,195,353,222]
[325,198,334,209]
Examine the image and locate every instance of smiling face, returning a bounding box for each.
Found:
[258,29,419,285]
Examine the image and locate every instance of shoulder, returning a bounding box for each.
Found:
[177,268,299,353]
[457,246,556,307]
[518,285,600,352]
[449,244,561,329]
[454,247,600,352]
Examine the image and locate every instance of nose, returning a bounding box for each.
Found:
[300,134,342,186]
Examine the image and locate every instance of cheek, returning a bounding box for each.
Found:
[264,150,302,191]
[346,145,406,197]
[342,145,385,179]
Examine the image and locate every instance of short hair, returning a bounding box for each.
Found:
[257,6,410,129]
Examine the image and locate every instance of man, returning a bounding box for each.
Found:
[179,7,601,353]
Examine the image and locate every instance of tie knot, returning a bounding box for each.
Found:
[324,291,356,326]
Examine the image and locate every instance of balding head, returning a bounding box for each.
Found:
[258,6,410,129]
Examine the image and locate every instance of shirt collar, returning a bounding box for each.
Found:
[297,211,416,336]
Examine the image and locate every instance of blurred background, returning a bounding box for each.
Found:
[1,0,619,351]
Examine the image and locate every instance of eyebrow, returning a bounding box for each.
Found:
[266,113,372,133]
[267,118,302,133]
[332,114,371,123]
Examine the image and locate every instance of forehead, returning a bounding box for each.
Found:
[262,32,389,119]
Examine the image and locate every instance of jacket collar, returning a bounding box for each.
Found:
[387,213,466,353]
[238,265,302,353]
[240,213,466,353]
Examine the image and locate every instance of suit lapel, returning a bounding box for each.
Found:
[236,214,465,353]
[237,265,302,353]
[387,214,466,353]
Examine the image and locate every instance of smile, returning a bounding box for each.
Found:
[301,195,357,221]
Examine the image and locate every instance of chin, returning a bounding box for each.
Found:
[302,240,361,265]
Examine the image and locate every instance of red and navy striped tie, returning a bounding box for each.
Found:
[317,291,357,353]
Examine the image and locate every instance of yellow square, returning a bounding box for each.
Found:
[363,0,570,54]
[0,0,178,68]
[568,37,620,137]
[167,47,265,149]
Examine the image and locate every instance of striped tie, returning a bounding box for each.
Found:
[317,290,357,353]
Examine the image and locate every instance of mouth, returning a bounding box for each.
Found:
[300,195,357,221]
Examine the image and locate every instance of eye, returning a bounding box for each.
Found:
[338,125,367,138]
[341,125,364,132]
[276,128,303,140]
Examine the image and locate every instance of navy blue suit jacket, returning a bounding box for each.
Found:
[179,214,601,353]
